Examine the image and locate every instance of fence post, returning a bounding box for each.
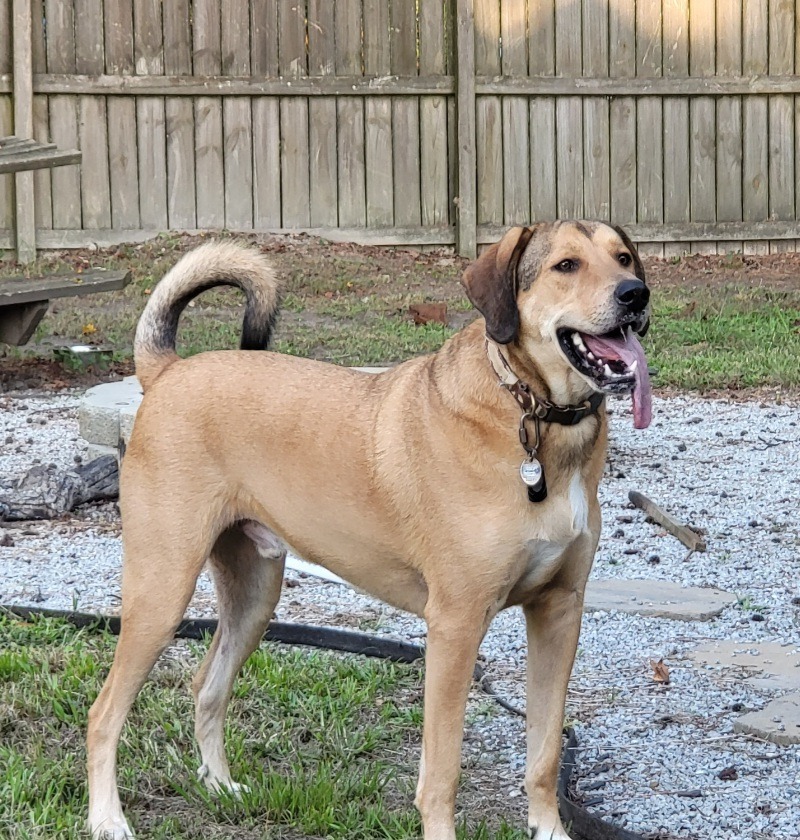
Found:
[454,0,477,258]
[12,0,35,263]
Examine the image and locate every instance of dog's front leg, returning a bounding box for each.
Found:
[522,539,595,839]
[414,599,491,840]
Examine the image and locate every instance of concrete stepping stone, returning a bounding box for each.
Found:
[584,579,737,621]
[688,641,800,691]
[733,693,800,746]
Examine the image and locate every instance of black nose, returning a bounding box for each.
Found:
[614,278,650,312]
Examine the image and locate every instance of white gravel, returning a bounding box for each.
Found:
[1,388,799,840]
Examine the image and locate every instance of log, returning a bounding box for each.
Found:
[628,490,707,552]
[0,455,118,520]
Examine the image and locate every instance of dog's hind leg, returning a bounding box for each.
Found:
[87,528,210,840]
[193,524,285,794]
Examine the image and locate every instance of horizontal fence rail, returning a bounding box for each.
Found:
[1,0,800,258]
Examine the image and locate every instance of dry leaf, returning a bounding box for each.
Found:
[650,658,670,685]
[82,323,97,336]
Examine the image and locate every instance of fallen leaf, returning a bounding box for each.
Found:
[650,658,670,685]
[718,766,737,781]
[82,323,97,336]
[409,302,447,326]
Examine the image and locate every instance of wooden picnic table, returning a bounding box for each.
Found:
[0,135,82,175]
[0,269,132,345]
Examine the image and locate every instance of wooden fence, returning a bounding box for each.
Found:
[2,0,800,258]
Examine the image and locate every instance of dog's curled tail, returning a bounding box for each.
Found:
[134,241,281,391]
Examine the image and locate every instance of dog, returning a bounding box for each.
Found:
[86,221,651,840]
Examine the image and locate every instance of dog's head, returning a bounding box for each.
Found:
[462,221,652,427]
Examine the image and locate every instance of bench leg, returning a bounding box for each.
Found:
[0,300,49,345]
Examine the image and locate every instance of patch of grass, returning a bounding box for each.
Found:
[0,616,526,840]
[645,285,800,390]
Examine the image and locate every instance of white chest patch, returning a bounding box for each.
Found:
[569,471,589,533]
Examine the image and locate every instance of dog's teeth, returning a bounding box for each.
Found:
[628,359,638,373]
[586,351,596,361]
[572,333,587,353]
[603,364,614,378]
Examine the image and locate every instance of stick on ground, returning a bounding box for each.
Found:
[628,490,707,553]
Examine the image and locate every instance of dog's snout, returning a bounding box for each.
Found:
[614,278,649,312]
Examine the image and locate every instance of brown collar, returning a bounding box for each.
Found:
[485,338,604,427]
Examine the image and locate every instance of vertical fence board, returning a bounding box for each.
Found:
[252,0,281,228]
[106,0,140,230]
[500,0,529,225]
[419,0,449,226]
[635,0,663,256]
[475,0,502,227]
[0,0,10,237]
[30,0,52,231]
[45,0,81,230]
[134,0,167,230]
[609,0,636,227]
[555,0,583,218]
[12,0,35,260]
[716,0,743,253]
[391,0,421,227]
[163,0,196,228]
[742,0,769,253]
[528,0,556,222]
[768,0,795,252]
[334,1,365,227]
[689,0,717,254]
[222,0,253,229]
[364,0,393,225]
[582,0,609,223]
[194,0,225,227]
[663,0,690,258]
[308,0,339,227]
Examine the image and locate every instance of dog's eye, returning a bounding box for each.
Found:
[618,253,632,267]
[553,259,578,273]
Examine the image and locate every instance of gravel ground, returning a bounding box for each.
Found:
[1,389,799,840]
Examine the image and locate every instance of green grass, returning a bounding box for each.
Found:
[0,615,526,840]
[645,285,800,391]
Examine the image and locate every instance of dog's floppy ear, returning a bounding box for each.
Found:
[613,225,646,284]
[461,226,532,344]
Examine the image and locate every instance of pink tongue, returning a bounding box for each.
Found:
[582,330,652,429]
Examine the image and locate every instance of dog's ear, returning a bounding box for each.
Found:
[461,226,532,344]
[613,225,646,284]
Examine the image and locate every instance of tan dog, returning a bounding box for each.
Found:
[86,222,652,840]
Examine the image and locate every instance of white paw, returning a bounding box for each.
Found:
[528,819,572,840]
[87,815,135,840]
[197,764,250,798]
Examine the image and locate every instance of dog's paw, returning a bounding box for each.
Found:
[197,764,250,798]
[528,821,572,840]
[87,815,135,840]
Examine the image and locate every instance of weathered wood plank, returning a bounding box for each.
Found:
[528,0,556,223]
[475,0,501,233]
[308,0,338,227]
[363,0,393,226]
[105,0,140,230]
[716,0,743,253]
[609,0,636,227]
[419,0,449,226]
[582,0,609,221]
[222,0,253,229]
[251,0,280,228]
[335,0,365,228]
[193,0,225,228]
[768,0,795,252]
[456,0,477,255]
[391,0,421,227]
[742,0,769,254]
[30,0,51,232]
[12,0,35,261]
[280,0,311,227]
[555,0,582,218]
[0,146,81,174]
[0,269,132,305]
[501,0,529,225]
[163,0,196,228]
[689,0,717,254]
[636,0,663,256]
[663,0,690,259]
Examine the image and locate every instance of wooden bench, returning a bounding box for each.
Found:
[0,269,132,345]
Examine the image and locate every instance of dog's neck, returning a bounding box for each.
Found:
[485,337,604,424]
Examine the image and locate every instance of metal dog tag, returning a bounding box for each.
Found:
[520,457,548,503]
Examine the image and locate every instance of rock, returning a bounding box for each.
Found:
[688,641,800,692]
[584,579,737,621]
[733,693,800,746]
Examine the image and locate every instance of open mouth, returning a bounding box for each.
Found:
[557,324,652,429]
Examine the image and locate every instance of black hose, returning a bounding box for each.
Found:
[2,603,644,840]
